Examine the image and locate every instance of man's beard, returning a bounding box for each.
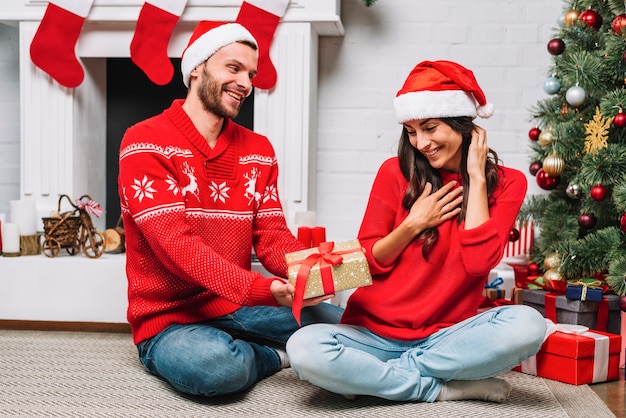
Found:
[197,66,244,119]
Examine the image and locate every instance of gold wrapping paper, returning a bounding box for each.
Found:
[285,239,373,299]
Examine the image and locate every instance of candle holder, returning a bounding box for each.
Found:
[20,233,42,256]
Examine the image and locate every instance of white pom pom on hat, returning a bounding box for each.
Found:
[181,21,258,88]
[394,60,494,123]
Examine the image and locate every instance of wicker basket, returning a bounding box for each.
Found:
[41,195,81,251]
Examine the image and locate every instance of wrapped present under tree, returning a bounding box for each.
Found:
[523,289,621,335]
[514,323,622,385]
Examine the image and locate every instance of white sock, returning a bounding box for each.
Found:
[436,378,512,403]
[274,348,290,368]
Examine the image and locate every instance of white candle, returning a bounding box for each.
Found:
[10,199,37,236]
[2,222,20,254]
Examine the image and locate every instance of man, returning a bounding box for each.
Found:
[118,20,342,397]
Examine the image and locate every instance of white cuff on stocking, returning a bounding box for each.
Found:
[245,0,290,17]
[146,0,188,17]
[51,0,94,18]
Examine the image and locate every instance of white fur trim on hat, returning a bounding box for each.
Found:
[394,90,483,123]
[181,22,257,88]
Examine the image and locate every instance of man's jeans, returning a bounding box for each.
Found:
[136,304,343,397]
[287,305,546,402]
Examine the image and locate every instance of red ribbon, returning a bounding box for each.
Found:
[289,242,357,325]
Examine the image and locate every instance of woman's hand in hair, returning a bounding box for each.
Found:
[467,126,488,180]
[464,126,490,229]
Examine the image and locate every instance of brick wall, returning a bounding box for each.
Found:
[316,0,562,240]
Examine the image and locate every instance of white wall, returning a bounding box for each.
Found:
[317,0,561,241]
[0,0,562,237]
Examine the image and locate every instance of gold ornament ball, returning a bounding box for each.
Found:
[543,268,565,282]
[538,129,555,146]
[543,253,561,270]
[542,154,565,176]
[564,9,580,26]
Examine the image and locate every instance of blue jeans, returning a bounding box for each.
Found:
[286,305,546,402]
[136,304,343,397]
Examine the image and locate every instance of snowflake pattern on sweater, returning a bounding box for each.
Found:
[118,99,304,344]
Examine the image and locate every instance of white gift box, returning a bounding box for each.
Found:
[487,262,516,300]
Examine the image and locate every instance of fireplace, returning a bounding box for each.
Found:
[4,0,344,231]
[0,1,343,323]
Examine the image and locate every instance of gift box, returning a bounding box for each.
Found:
[286,240,372,324]
[483,287,505,301]
[511,288,524,304]
[514,328,622,385]
[523,289,621,335]
[286,240,372,299]
[487,262,515,300]
[565,281,604,302]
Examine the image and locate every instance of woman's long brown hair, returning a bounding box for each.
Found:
[397,116,501,259]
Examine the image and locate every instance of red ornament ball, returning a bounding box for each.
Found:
[547,38,565,55]
[614,112,626,128]
[528,262,540,276]
[578,213,597,229]
[529,161,542,176]
[590,184,607,201]
[579,9,603,30]
[509,228,520,242]
[536,168,559,190]
[612,13,626,35]
[528,127,541,141]
[620,212,626,233]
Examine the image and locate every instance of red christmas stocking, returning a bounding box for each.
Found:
[236,0,290,90]
[29,0,94,88]
[130,0,188,85]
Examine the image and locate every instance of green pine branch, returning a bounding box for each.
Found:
[522,0,626,295]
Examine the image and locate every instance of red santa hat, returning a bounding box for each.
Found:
[181,21,258,87]
[394,60,494,123]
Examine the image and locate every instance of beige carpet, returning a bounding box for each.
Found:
[0,330,616,417]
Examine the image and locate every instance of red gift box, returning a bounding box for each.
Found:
[514,328,622,385]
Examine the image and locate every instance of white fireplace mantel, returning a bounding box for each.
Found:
[0,1,343,324]
[1,0,343,229]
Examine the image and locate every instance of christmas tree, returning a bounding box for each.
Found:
[518,0,626,301]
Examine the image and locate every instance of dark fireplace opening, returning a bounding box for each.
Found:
[105,58,254,229]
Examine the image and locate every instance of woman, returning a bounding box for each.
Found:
[286,60,546,403]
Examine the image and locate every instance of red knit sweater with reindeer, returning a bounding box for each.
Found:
[118,99,305,344]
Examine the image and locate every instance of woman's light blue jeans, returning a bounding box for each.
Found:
[136,304,343,397]
[286,304,546,402]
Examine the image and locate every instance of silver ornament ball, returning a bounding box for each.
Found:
[566,85,585,106]
[543,76,561,95]
[566,183,582,199]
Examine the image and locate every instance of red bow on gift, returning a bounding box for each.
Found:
[289,242,345,325]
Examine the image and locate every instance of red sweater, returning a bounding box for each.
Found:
[341,157,527,341]
[118,100,305,344]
